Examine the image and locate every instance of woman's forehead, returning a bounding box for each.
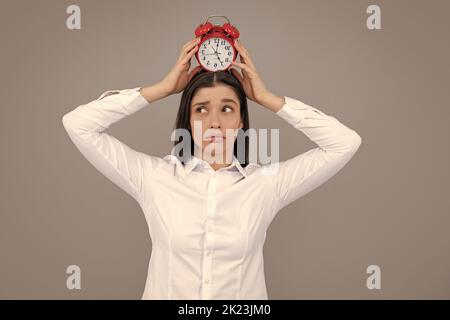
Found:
[192,86,239,105]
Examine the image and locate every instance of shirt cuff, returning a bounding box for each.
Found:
[97,86,150,114]
[275,96,326,126]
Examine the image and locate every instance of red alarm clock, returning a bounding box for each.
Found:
[194,15,240,72]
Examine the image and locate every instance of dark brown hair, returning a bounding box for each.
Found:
[173,69,250,167]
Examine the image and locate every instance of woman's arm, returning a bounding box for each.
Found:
[229,40,361,216]
[228,39,361,217]
[61,82,169,203]
[262,94,362,215]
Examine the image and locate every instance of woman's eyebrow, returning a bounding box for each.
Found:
[192,98,238,106]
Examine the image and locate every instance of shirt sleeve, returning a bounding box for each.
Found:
[266,96,362,214]
[62,87,162,203]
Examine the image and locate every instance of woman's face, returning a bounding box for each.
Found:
[190,84,243,164]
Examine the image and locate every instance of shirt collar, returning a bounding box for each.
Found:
[184,154,249,177]
[163,154,260,178]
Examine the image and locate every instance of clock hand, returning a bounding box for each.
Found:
[216,55,224,67]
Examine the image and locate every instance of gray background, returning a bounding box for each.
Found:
[1,0,449,299]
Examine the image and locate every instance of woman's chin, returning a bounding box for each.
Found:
[201,146,231,160]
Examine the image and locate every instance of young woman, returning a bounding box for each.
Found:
[62,37,362,300]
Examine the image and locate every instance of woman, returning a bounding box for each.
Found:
[62,37,362,300]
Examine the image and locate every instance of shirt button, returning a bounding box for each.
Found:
[205,279,210,283]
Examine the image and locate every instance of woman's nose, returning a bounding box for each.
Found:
[209,112,221,128]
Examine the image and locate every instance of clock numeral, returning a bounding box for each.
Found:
[221,40,226,45]
[225,46,230,50]
[225,58,229,62]
[228,51,232,56]
[214,63,217,67]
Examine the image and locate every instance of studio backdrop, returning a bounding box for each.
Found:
[1,0,449,299]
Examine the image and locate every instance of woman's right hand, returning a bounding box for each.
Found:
[159,37,203,95]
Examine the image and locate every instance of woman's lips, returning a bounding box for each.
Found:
[209,136,224,142]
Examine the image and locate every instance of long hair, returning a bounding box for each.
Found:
[173,69,250,167]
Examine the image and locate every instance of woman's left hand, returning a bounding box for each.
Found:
[230,40,271,105]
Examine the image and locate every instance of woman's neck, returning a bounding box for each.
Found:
[193,150,233,171]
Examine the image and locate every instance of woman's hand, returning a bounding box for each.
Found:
[159,37,203,95]
[229,40,272,105]
[230,40,285,112]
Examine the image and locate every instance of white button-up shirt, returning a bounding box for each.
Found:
[62,86,362,300]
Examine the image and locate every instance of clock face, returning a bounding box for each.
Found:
[198,37,235,71]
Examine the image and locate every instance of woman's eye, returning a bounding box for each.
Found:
[195,106,233,113]
[195,106,207,113]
